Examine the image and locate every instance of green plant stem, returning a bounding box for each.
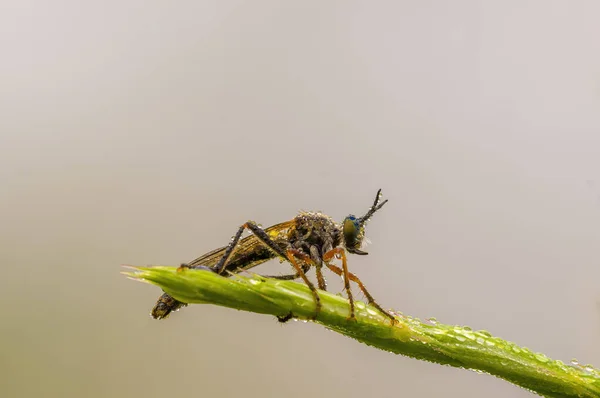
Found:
[125,266,600,397]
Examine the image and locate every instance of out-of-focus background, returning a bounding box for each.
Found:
[2,1,600,397]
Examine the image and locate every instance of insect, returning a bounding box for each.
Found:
[152,189,396,323]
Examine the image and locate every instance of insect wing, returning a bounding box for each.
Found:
[151,220,295,319]
[186,220,295,272]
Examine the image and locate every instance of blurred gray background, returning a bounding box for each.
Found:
[2,1,600,397]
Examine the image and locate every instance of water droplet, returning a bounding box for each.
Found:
[366,308,378,316]
[571,359,580,366]
[426,317,438,325]
[478,330,492,337]
[534,353,549,363]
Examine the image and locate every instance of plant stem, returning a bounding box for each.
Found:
[124,266,600,398]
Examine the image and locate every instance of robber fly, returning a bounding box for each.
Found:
[152,189,395,323]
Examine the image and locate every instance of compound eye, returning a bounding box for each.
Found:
[343,215,362,250]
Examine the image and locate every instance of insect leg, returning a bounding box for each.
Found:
[221,222,322,319]
[262,262,310,280]
[268,250,326,291]
[270,264,309,323]
[266,273,300,280]
[309,246,327,291]
[153,221,289,320]
[323,247,355,320]
[212,224,248,274]
[154,220,277,319]
[212,221,291,274]
[314,264,327,291]
[285,248,322,318]
[324,262,397,324]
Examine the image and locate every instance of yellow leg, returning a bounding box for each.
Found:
[285,248,322,319]
[323,248,355,320]
[324,249,396,324]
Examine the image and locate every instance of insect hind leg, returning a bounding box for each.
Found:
[213,221,290,273]
[152,220,281,320]
[152,220,278,320]
[226,222,323,320]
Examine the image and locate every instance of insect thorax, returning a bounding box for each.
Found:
[286,212,342,262]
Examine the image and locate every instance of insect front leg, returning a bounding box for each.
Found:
[309,245,327,291]
[324,259,397,324]
[323,247,355,320]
